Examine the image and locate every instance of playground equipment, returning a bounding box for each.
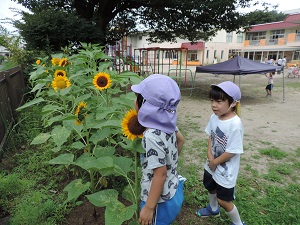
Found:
[133,47,196,89]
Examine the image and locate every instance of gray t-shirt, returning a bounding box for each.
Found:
[140,128,179,203]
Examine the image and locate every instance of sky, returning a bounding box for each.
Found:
[1,0,300,32]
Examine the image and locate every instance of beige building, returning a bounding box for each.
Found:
[126,31,244,66]
[111,12,300,71]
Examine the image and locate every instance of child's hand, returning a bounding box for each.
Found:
[139,205,154,225]
[208,159,217,171]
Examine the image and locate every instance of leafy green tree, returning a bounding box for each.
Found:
[13,9,102,52]
[14,0,257,45]
[244,10,287,26]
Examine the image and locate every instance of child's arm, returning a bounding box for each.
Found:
[176,130,184,155]
[207,137,214,162]
[208,152,235,171]
[139,166,167,224]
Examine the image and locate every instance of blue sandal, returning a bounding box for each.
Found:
[231,222,246,225]
[196,204,220,217]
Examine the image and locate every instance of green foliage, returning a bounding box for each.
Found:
[0,104,74,224]
[15,0,260,45]
[16,43,144,224]
[0,173,33,217]
[259,147,288,159]
[9,191,62,225]
[14,9,102,52]
[244,10,287,26]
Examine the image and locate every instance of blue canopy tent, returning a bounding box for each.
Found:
[195,56,285,102]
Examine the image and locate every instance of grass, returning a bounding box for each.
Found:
[0,106,71,224]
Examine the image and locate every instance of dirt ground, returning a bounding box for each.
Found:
[64,70,300,225]
[178,71,300,156]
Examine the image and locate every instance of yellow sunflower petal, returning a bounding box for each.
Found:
[51,58,60,66]
[93,72,112,91]
[51,76,71,92]
[121,109,145,141]
[54,70,67,78]
[59,58,68,67]
[75,101,87,116]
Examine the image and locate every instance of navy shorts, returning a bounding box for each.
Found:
[266,84,273,90]
[203,169,235,201]
[140,179,184,225]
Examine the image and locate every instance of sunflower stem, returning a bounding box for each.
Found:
[134,141,139,218]
[105,89,109,106]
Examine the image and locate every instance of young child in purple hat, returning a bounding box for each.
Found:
[196,81,246,225]
[131,74,185,225]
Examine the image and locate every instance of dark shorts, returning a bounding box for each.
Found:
[266,84,273,90]
[203,169,235,201]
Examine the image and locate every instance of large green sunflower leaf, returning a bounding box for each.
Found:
[31,82,47,93]
[105,202,136,225]
[30,132,51,145]
[75,154,114,171]
[101,120,123,128]
[16,97,45,111]
[95,105,121,120]
[71,141,85,149]
[48,153,74,165]
[63,119,83,133]
[74,93,92,104]
[93,146,115,158]
[118,138,145,153]
[63,179,90,202]
[47,115,64,127]
[86,189,118,207]
[113,156,134,176]
[51,125,71,147]
[89,128,112,144]
[122,184,136,204]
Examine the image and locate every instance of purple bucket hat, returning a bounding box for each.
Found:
[211,81,241,101]
[131,74,181,134]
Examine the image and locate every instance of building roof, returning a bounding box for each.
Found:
[248,12,300,32]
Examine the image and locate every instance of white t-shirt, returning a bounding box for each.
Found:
[205,114,244,188]
[140,128,179,203]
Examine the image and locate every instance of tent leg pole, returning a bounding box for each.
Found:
[282,70,285,103]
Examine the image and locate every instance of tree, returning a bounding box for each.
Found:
[13,9,102,52]
[14,0,257,45]
[244,10,287,26]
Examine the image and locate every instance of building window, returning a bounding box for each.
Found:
[206,50,209,59]
[269,29,285,40]
[245,32,266,40]
[214,50,217,58]
[237,33,243,43]
[164,51,170,59]
[268,51,277,60]
[293,50,300,60]
[229,49,241,58]
[221,50,224,59]
[172,51,178,59]
[188,50,197,61]
[139,36,142,40]
[226,32,233,42]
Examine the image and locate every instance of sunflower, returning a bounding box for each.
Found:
[51,58,60,66]
[121,109,145,141]
[74,101,87,125]
[36,59,41,65]
[54,70,67,78]
[93,72,112,91]
[51,76,71,92]
[59,58,68,67]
